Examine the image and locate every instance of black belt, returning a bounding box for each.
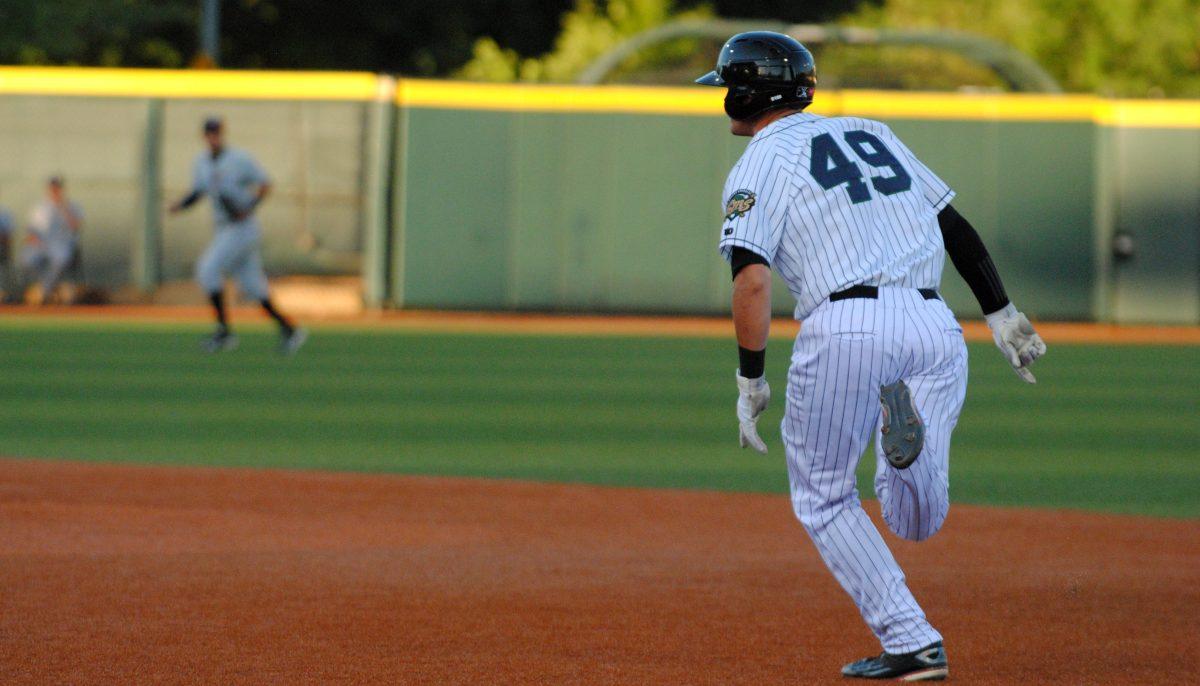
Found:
[829,285,940,302]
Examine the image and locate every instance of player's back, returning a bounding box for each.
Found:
[719,113,955,320]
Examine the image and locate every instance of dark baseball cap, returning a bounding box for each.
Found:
[48,175,64,187]
[203,116,224,133]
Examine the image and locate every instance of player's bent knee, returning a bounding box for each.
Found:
[908,510,946,542]
[885,500,947,542]
[241,283,269,302]
[196,271,221,294]
[195,259,221,293]
[48,254,72,270]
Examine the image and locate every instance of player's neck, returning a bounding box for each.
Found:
[209,146,225,160]
[752,108,804,135]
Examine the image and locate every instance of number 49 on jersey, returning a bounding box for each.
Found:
[809,130,912,204]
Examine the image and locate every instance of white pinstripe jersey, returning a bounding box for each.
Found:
[718,113,954,320]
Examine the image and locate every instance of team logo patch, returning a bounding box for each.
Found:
[724,189,756,221]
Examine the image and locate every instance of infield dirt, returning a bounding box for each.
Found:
[2,458,1196,685]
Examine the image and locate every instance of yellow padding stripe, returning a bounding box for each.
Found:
[399,80,1200,128]
[1095,101,1200,128]
[0,67,380,101]
[831,91,1101,122]
[0,67,1197,128]
[397,80,721,115]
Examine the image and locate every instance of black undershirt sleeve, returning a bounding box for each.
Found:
[730,246,769,280]
[177,189,202,210]
[938,204,1010,316]
[730,247,771,378]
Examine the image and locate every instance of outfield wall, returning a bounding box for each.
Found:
[0,67,1196,323]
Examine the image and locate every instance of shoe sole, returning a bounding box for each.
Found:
[841,665,947,681]
[899,666,947,681]
[879,380,924,469]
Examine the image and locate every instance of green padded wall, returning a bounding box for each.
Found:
[0,71,1196,323]
[1105,127,1200,323]
[394,108,1101,320]
[0,96,148,287]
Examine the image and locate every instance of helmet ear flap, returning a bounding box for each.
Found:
[723,86,756,120]
[724,86,801,121]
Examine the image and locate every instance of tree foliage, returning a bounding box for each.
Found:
[458,0,710,82]
[461,0,1200,96]
[0,0,574,75]
[216,0,572,75]
[1,0,1196,97]
[842,0,1200,97]
[0,1,194,67]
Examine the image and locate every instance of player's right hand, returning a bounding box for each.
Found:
[736,372,770,453]
[985,304,1047,384]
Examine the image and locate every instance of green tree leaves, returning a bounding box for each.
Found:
[458,0,709,82]
[844,0,1200,97]
[0,1,193,67]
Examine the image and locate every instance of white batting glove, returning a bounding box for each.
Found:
[986,304,1047,384]
[736,372,770,454]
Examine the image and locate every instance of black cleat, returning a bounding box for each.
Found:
[842,642,947,681]
[201,329,239,353]
[879,380,924,469]
[278,327,308,356]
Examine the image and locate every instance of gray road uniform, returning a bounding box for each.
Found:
[190,147,271,300]
[22,200,82,295]
[0,208,14,295]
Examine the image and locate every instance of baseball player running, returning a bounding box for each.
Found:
[697,32,1046,681]
[169,117,307,354]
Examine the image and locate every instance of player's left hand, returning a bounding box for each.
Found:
[736,372,770,453]
[986,304,1047,383]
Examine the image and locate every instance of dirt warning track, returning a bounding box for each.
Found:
[4,304,1200,344]
[1,459,1196,685]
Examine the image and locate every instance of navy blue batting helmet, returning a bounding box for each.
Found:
[696,31,817,121]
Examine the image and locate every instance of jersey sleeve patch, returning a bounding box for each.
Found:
[724,189,757,222]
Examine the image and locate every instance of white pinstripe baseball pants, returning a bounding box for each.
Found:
[782,287,967,653]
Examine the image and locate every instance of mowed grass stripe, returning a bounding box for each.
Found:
[0,324,1195,517]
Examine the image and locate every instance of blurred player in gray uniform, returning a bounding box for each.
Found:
[169,117,307,354]
[0,204,14,301]
[21,176,82,304]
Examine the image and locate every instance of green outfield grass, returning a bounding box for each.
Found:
[0,319,1196,517]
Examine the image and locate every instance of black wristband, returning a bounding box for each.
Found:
[738,345,765,379]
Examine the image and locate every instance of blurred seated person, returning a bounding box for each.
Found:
[0,206,13,301]
[21,176,83,304]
